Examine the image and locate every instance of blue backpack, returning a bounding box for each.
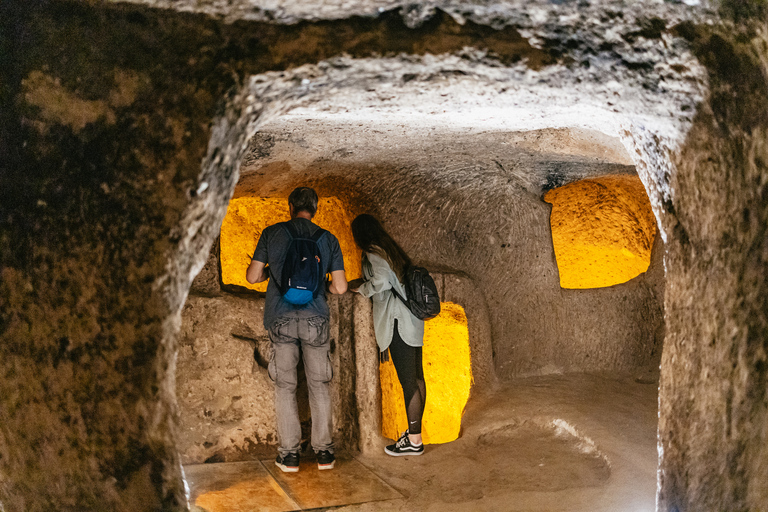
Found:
[274,222,328,305]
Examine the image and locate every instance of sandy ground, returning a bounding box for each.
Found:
[338,371,659,512]
[186,371,659,512]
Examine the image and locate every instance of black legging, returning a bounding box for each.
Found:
[388,320,427,435]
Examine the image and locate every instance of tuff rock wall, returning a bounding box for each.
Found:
[656,15,768,511]
[0,3,554,509]
[1,0,766,511]
[1,4,536,507]
[176,292,360,464]
[236,124,666,378]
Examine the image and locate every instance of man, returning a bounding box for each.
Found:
[246,187,347,473]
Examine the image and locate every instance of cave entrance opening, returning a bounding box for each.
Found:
[219,196,363,292]
[178,43,689,509]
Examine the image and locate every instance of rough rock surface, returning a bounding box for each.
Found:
[177,295,275,463]
[544,174,657,289]
[2,0,767,511]
[437,272,495,388]
[656,21,768,511]
[353,294,383,455]
[238,123,666,377]
[189,240,223,296]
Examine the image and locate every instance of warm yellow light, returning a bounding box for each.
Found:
[380,302,472,444]
[195,478,290,511]
[220,197,362,291]
[544,175,657,289]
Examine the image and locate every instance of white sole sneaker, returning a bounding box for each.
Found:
[384,446,424,456]
[275,460,299,473]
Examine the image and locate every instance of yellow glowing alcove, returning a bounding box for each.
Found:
[544,175,657,289]
[380,302,472,444]
[219,196,362,290]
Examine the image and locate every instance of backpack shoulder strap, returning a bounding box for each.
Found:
[310,227,327,242]
[282,222,326,242]
[391,286,408,306]
[390,266,409,306]
[281,221,298,239]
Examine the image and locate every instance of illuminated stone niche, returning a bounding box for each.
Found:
[220,196,362,290]
[544,175,657,289]
[380,302,472,444]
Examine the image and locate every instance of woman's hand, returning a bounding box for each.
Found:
[347,277,365,293]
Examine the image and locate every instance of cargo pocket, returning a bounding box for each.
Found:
[270,318,293,344]
[267,348,276,382]
[306,316,329,347]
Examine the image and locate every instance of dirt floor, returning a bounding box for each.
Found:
[186,371,659,512]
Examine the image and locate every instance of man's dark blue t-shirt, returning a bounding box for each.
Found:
[252,217,345,330]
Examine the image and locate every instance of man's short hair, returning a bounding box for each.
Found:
[288,187,319,216]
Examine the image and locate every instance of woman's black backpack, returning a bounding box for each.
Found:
[391,266,441,320]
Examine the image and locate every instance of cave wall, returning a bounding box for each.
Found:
[2,3,553,509]
[378,165,667,378]
[0,4,237,511]
[176,292,359,464]
[1,0,766,511]
[237,129,666,379]
[177,293,276,464]
[656,17,768,511]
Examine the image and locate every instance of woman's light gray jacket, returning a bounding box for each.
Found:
[357,252,424,351]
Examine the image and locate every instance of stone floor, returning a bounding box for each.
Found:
[185,371,659,512]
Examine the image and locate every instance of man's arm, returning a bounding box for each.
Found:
[328,269,348,294]
[246,259,269,284]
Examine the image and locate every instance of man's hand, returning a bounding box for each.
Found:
[246,260,269,284]
[347,278,365,293]
[328,269,348,294]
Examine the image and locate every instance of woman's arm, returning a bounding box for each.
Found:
[348,278,365,292]
[357,253,393,298]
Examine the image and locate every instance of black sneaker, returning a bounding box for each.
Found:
[275,452,300,473]
[384,430,424,457]
[316,450,335,470]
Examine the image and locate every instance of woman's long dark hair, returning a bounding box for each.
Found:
[351,214,411,281]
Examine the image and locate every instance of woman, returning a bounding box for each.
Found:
[349,214,426,456]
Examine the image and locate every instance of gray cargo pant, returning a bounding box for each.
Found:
[268,316,334,456]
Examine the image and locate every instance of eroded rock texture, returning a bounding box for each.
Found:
[236,124,666,377]
[1,0,766,511]
[0,4,235,511]
[177,295,276,463]
[657,20,768,511]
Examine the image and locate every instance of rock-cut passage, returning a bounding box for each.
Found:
[220,196,362,291]
[544,175,656,289]
[380,302,472,444]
